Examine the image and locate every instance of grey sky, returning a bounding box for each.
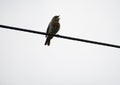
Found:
[0,0,120,85]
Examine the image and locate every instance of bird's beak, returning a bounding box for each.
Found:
[58,15,60,19]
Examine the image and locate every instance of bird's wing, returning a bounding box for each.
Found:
[46,25,50,37]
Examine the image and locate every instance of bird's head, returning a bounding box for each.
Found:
[52,15,60,22]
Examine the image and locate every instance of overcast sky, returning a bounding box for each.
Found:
[0,0,120,85]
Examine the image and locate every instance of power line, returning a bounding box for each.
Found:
[0,24,120,49]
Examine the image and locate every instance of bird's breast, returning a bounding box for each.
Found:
[49,22,60,34]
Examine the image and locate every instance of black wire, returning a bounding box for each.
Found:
[0,24,120,49]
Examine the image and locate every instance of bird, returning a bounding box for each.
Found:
[45,15,60,46]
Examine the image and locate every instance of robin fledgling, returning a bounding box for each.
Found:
[45,16,60,46]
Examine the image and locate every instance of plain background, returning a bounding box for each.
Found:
[0,0,120,85]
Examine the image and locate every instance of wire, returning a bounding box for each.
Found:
[0,24,120,49]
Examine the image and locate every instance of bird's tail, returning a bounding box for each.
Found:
[45,38,51,46]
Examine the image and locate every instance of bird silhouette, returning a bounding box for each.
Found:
[45,16,60,46]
